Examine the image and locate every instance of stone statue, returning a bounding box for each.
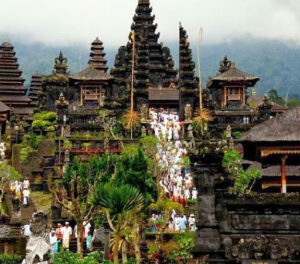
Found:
[225,125,232,139]
[187,124,193,139]
[65,125,71,136]
[64,149,70,163]
[12,196,21,212]
[141,125,147,137]
[185,104,192,121]
[219,55,231,73]
[26,211,50,264]
[140,104,148,121]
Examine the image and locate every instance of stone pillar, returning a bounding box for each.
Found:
[192,159,221,253]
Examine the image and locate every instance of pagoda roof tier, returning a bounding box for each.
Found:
[0,95,31,103]
[0,101,10,112]
[242,105,300,142]
[0,69,22,74]
[12,107,34,115]
[214,109,257,116]
[70,66,112,81]
[0,76,25,82]
[212,62,259,83]
[0,41,13,49]
[148,88,179,101]
[88,37,109,72]
[0,85,26,90]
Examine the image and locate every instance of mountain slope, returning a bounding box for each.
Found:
[2,37,300,97]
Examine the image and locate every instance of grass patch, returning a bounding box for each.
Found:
[30,191,53,214]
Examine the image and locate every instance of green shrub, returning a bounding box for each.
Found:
[0,254,22,264]
[172,231,195,259]
[233,131,242,139]
[20,146,36,163]
[53,251,101,264]
[30,134,38,149]
[32,111,57,131]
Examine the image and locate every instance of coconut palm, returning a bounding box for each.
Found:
[91,184,144,264]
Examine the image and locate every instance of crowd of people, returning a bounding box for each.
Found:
[149,108,198,205]
[148,108,198,232]
[52,219,92,254]
[22,219,92,262]
[149,212,197,232]
[10,178,31,206]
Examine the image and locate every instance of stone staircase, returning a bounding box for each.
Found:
[5,193,36,225]
[68,237,103,257]
[20,199,36,224]
[69,238,89,257]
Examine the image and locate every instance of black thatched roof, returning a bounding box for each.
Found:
[69,66,112,81]
[242,105,300,142]
[247,94,288,112]
[212,62,259,83]
[148,88,179,101]
[262,165,300,177]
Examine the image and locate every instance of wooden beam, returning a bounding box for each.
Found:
[80,86,83,105]
[281,155,288,193]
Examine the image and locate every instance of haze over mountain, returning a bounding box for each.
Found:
[3,36,300,98]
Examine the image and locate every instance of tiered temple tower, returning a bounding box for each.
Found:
[111,0,178,111]
[88,37,108,72]
[0,40,32,116]
[207,56,260,132]
[43,51,70,111]
[69,37,112,109]
[179,23,198,119]
[28,72,43,109]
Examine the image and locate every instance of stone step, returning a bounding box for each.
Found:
[20,199,36,224]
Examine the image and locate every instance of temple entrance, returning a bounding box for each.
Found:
[148,87,181,120]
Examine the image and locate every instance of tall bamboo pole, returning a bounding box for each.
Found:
[130,31,136,139]
[131,31,135,113]
[197,28,203,115]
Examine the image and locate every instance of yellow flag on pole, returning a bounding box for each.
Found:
[131,31,135,41]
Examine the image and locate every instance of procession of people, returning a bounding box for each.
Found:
[148,107,198,232]
[10,178,31,206]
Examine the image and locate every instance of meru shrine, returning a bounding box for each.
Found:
[0,0,299,263]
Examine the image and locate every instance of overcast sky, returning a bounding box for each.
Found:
[1,0,300,47]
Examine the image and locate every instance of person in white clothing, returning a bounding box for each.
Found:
[23,189,30,206]
[23,178,30,189]
[83,218,91,238]
[184,188,191,200]
[22,221,31,237]
[174,216,180,232]
[49,229,57,261]
[62,222,72,249]
[192,188,198,200]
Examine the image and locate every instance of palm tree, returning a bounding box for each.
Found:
[91,184,144,264]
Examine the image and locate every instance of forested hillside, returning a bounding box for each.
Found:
[3,37,300,97]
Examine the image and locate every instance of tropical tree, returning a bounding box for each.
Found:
[48,155,116,257]
[268,89,285,106]
[0,163,22,214]
[91,184,144,264]
[114,147,157,262]
[222,149,261,195]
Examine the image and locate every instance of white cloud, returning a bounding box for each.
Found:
[1,0,300,47]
